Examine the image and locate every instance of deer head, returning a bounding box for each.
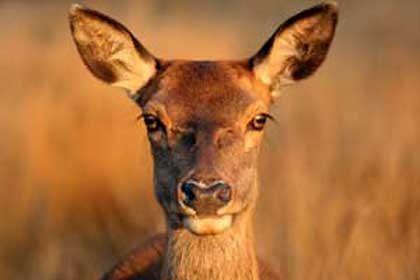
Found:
[69,2,338,238]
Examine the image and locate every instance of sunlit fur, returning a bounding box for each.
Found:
[69,2,338,280]
[162,213,258,280]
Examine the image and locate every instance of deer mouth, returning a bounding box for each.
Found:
[181,215,233,236]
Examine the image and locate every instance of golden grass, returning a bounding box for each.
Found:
[0,0,419,279]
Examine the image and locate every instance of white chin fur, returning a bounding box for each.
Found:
[182,215,233,235]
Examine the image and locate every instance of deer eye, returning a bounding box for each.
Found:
[249,114,272,131]
[142,114,163,133]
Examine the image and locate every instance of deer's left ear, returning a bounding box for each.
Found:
[251,2,338,98]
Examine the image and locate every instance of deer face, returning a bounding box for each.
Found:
[69,2,338,236]
[139,61,271,235]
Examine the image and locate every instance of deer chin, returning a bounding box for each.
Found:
[182,215,233,236]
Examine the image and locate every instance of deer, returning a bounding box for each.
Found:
[69,2,338,279]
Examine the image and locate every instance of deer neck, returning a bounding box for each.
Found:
[161,212,259,280]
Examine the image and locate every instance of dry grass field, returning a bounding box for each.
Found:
[0,0,420,279]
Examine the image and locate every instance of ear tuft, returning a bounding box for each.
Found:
[251,2,339,98]
[69,3,85,17]
[322,1,339,11]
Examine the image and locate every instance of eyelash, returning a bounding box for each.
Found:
[248,113,274,131]
[138,114,164,133]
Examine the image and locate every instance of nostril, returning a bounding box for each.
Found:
[180,181,231,214]
[181,182,196,207]
[214,183,232,204]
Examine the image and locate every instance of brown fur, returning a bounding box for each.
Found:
[102,234,281,280]
[69,2,338,280]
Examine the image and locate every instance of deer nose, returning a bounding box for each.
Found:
[179,181,232,215]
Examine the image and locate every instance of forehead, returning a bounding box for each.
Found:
[143,61,271,126]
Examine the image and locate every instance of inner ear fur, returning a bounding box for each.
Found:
[69,4,157,94]
[251,2,338,97]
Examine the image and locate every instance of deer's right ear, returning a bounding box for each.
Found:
[69,4,157,96]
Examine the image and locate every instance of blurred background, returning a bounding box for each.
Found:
[1,0,420,279]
